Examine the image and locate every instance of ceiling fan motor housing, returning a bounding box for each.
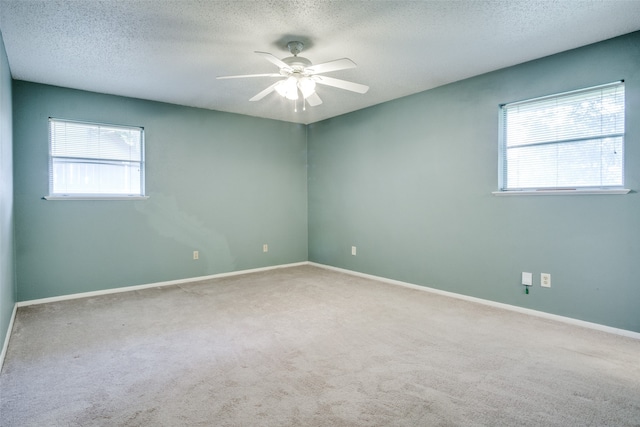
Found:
[282,55,312,72]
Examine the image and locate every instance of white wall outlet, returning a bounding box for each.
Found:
[263,244,268,253]
[193,250,199,260]
[351,246,357,256]
[522,272,532,286]
[541,273,551,288]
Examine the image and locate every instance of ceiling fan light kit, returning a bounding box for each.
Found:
[217,41,369,111]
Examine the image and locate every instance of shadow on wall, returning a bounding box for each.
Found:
[135,193,236,273]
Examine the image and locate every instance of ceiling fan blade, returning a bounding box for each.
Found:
[217,73,281,80]
[249,81,282,102]
[306,58,357,75]
[306,92,323,107]
[313,75,369,94]
[255,51,292,71]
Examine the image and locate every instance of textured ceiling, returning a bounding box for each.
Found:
[1,1,639,125]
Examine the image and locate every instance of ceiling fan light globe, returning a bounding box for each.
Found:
[274,81,287,97]
[299,78,316,98]
[282,77,299,100]
[285,90,299,101]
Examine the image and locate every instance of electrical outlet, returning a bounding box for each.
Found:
[193,250,199,260]
[541,273,551,288]
[351,246,357,256]
[263,244,268,253]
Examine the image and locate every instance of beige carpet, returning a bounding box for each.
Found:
[1,265,639,426]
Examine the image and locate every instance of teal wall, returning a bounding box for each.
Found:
[308,32,640,332]
[0,30,16,352]
[13,83,308,301]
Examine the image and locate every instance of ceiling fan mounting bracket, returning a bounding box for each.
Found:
[287,41,304,56]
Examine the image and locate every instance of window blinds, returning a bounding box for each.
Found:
[500,81,625,191]
[49,119,145,196]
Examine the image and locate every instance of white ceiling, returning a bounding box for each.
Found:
[1,1,639,125]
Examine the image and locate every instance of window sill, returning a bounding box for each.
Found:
[43,196,150,201]
[492,189,631,196]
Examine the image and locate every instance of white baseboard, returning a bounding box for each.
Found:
[0,302,18,373]
[309,262,640,340]
[17,261,309,307]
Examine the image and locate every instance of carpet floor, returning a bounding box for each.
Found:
[1,265,639,426]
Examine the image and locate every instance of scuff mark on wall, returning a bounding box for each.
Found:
[135,192,236,272]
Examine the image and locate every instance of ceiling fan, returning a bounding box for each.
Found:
[217,41,369,110]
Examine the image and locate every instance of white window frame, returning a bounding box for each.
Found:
[45,118,147,200]
[494,81,629,196]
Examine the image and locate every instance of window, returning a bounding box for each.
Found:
[48,118,145,198]
[498,81,625,193]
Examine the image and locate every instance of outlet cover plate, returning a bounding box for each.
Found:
[541,273,551,288]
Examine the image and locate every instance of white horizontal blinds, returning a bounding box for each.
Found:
[49,119,144,196]
[501,81,624,190]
